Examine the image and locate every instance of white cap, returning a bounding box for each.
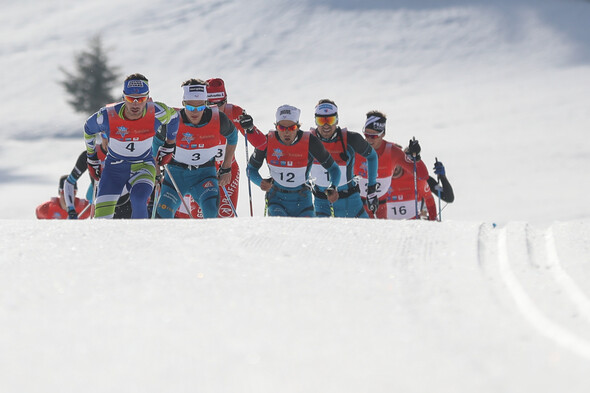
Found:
[275,104,301,123]
[183,84,207,101]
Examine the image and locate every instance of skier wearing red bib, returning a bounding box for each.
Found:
[154,78,238,219]
[84,73,179,219]
[36,176,90,220]
[247,105,340,217]
[356,111,436,220]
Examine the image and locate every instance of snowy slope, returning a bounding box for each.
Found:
[1,219,590,392]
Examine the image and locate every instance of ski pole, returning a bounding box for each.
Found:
[221,185,238,217]
[412,137,419,220]
[78,200,92,218]
[435,157,442,222]
[244,132,254,217]
[163,165,194,218]
[151,182,161,219]
[90,180,98,219]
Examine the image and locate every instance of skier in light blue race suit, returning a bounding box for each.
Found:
[154,79,238,219]
[310,100,379,218]
[84,73,179,219]
[247,105,341,217]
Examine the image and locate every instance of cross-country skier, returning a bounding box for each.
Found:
[247,104,341,217]
[154,78,238,218]
[84,73,179,219]
[185,77,267,218]
[310,99,379,218]
[356,111,436,220]
[36,175,90,219]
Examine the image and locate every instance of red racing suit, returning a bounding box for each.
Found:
[355,140,436,220]
[36,197,90,219]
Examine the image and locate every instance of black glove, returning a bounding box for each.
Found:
[87,154,101,181]
[156,142,175,166]
[407,138,421,161]
[366,184,379,214]
[239,113,254,133]
[67,207,78,219]
[434,160,446,176]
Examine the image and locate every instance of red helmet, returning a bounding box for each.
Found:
[206,78,227,103]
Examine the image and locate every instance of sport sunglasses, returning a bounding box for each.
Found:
[185,103,208,112]
[276,123,299,132]
[123,94,149,103]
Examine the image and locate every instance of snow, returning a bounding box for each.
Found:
[1,0,590,392]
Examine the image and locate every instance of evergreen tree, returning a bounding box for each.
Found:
[60,35,120,115]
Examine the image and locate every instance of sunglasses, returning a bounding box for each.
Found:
[363,131,384,139]
[276,123,299,132]
[315,115,338,126]
[124,95,149,103]
[185,103,208,112]
[207,100,226,107]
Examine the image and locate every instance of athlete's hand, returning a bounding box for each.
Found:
[156,142,175,166]
[325,186,339,204]
[239,113,254,133]
[406,138,421,161]
[87,154,101,181]
[67,207,78,219]
[434,159,446,177]
[366,184,379,214]
[260,177,273,192]
[218,166,231,187]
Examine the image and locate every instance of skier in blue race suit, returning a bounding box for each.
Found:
[247,104,341,217]
[153,78,238,219]
[84,73,179,219]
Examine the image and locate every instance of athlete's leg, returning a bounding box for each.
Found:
[188,167,219,219]
[94,158,129,219]
[156,166,187,218]
[128,162,156,219]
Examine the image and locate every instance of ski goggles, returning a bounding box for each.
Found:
[185,103,208,112]
[315,115,338,126]
[123,94,149,103]
[363,131,385,139]
[276,123,299,132]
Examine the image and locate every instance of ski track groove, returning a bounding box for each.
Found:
[545,226,590,326]
[497,226,590,361]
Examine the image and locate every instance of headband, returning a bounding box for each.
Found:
[183,84,208,101]
[364,115,386,132]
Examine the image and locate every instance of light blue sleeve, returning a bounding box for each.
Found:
[365,148,378,187]
[246,163,263,187]
[225,127,238,146]
[326,161,341,189]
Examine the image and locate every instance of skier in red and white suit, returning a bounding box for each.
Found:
[355,111,436,220]
[184,78,267,218]
[36,175,91,219]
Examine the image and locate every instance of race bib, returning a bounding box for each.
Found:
[385,200,418,220]
[109,138,153,158]
[310,163,347,187]
[175,146,224,165]
[268,164,308,187]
